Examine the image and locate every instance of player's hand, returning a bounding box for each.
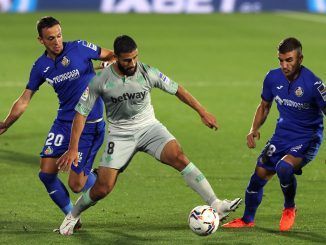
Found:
[56,149,79,172]
[200,111,219,131]
[0,122,8,135]
[247,130,260,148]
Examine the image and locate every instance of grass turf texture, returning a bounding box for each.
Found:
[0,13,325,244]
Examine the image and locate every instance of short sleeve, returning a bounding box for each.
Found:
[77,40,101,60]
[26,63,45,91]
[261,71,274,102]
[313,79,326,110]
[75,75,102,116]
[146,65,178,95]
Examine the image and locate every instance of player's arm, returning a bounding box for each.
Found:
[56,112,87,172]
[247,99,272,148]
[175,85,218,130]
[0,89,35,135]
[94,48,115,70]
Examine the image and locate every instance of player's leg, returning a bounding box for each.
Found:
[39,157,73,215]
[140,122,241,220]
[60,167,119,235]
[222,166,274,228]
[277,137,321,231]
[68,120,105,193]
[39,120,74,215]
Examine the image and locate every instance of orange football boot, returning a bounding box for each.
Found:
[279,207,296,231]
[222,218,255,228]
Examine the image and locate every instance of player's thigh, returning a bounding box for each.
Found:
[71,120,106,176]
[99,132,136,172]
[138,122,176,161]
[40,157,59,173]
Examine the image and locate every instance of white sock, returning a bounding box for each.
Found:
[72,189,97,217]
[181,162,221,206]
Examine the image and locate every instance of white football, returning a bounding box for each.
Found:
[188,205,219,236]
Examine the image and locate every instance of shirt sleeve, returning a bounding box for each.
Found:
[145,65,179,95]
[77,40,101,60]
[75,74,102,116]
[25,63,45,91]
[261,71,274,102]
[312,79,326,110]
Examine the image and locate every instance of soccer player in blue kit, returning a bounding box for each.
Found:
[223,37,326,231]
[0,16,114,224]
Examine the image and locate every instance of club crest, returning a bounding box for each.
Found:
[61,56,70,67]
[295,87,304,97]
[44,146,53,155]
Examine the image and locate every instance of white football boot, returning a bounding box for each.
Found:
[212,198,242,221]
[59,212,80,235]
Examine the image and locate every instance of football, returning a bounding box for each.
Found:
[188,205,219,236]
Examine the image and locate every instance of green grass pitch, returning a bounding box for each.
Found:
[0,12,325,244]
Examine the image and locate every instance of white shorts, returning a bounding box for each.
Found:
[100,122,175,171]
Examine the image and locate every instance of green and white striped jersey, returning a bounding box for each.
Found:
[76,62,179,130]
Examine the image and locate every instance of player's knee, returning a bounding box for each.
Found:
[68,180,83,193]
[247,172,267,192]
[276,160,294,184]
[38,172,56,184]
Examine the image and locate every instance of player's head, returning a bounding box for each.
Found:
[37,16,63,58]
[114,35,138,76]
[277,37,303,81]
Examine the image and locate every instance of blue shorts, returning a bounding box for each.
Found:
[257,135,322,173]
[40,119,105,175]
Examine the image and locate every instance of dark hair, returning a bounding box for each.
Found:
[37,16,60,37]
[114,35,137,56]
[278,37,302,54]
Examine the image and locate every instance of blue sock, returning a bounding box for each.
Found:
[38,172,72,215]
[276,160,296,208]
[81,171,97,192]
[243,173,268,223]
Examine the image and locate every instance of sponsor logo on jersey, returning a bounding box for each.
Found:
[274,95,310,110]
[81,41,97,51]
[52,69,80,84]
[81,87,89,101]
[295,87,304,97]
[276,85,283,90]
[61,56,70,67]
[44,146,53,155]
[317,83,326,101]
[111,91,147,103]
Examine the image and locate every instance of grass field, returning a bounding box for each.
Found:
[0,12,325,244]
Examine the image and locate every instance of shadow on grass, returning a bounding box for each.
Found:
[0,149,39,167]
[255,226,326,244]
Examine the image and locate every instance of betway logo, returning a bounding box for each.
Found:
[46,69,80,86]
[111,91,147,103]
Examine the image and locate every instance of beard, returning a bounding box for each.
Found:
[118,62,137,76]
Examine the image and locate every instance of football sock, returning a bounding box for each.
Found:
[81,171,97,193]
[243,172,267,223]
[38,172,73,215]
[181,162,220,206]
[276,160,296,208]
[72,189,97,217]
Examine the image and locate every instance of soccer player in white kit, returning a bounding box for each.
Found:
[57,35,242,235]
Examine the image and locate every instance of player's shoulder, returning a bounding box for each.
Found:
[266,68,282,78]
[300,66,320,81]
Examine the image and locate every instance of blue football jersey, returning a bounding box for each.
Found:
[26,40,103,121]
[261,66,325,141]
